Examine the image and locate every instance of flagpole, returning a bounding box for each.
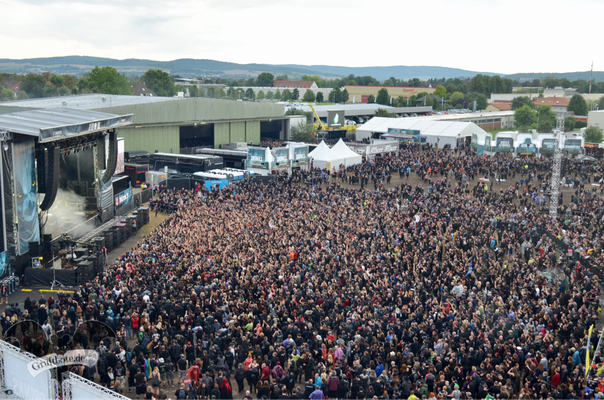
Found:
[590,326,604,376]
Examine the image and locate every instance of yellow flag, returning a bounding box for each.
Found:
[586,324,594,378]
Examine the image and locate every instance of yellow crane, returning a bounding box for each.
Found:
[309,103,357,133]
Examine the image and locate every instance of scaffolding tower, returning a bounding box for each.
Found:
[549,115,565,217]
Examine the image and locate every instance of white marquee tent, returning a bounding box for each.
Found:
[308,140,345,170]
[356,117,488,149]
[331,139,363,167]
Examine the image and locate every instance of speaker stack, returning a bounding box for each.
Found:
[39,147,60,211]
[139,207,150,225]
[102,230,115,252]
[132,211,142,228]
[77,260,93,285]
[29,241,40,258]
[126,216,138,234]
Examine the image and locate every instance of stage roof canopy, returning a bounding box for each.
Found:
[0,108,133,143]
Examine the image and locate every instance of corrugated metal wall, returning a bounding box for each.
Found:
[245,121,260,144]
[118,125,180,154]
[230,122,246,143]
[93,98,283,125]
[214,123,230,149]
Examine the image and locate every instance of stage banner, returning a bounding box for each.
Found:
[0,251,7,278]
[12,138,40,255]
[290,145,309,166]
[271,147,289,170]
[114,187,133,215]
[247,147,268,169]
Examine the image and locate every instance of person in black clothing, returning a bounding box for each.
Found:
[134,368,147,399]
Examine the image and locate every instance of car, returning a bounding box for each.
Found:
[576,155,596,163]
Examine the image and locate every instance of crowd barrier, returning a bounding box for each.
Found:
[62,372,128,400]
[0,340,58,400]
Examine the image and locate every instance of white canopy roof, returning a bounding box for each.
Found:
[308,140,341,161]
[331,139,361,159]
[357,117,486,138]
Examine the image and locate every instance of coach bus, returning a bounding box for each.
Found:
[149,153,223,174]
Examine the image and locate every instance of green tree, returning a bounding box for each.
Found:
[174,85,186,96]
[189,86,199,97]
[227,87,238,99]
[584,126,604,143]
[141,69,175,97]
[275,74,288,81]
[328,87,342,103]
[565,117,576,131]
[88,66,131,95]
[341,89,349,103]
[245,88,255,100]
[374,108,394,117]
[281,89,292,101]
[77,77,90,92]
[514,105,537,128]
[467,93,488,110]
[49,75,64,88]
[376,88,389,105]
[367,94,375,103]
[511,96,535,110]
[21,74,47,98]
[434,85,446,98]
[536,105,557,127]
[537,120,553,133]
[58,87,70,96]
[315,92,324,102]
[256,72,274,87]
[598,96,604,111]
[394,96,407,107]
[63,75,76,89]
[290,120,314,142]
[567,94,588,116]
[302,90,315,102]
[0,88,13,101]
[43,84,58,97]
[449,91,465,106]
[207,87,216,98]
[17,90,28,100]
[214,88,226,99]
[274,89,281,100]
[265,91,273,100]
[292,88,299,100]
[257,90,265,100]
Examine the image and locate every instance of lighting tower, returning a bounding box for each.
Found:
[549,115,565,217]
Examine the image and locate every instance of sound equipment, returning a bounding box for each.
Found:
[43,234,52,242]
[40,147,60,211]
[74,247,88,259]
[97,138,106,170]
[29,241,39,258]
[102,130,117,184]
[36,147,48,193]
[139,207,150,225]
[102,230,115,252]
[77,261,93,285]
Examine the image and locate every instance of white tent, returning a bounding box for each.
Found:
[331,139,363,167]
[308,140,345,170]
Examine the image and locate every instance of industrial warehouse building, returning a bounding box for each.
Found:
[344,85,437,103]
[0,95,291,153]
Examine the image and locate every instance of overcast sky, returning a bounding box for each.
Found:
[2,0,602,75]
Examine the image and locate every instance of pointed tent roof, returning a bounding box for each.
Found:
[331,139,362,159]
[308,140,340,161]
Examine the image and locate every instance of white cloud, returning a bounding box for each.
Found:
[1,0,603,74]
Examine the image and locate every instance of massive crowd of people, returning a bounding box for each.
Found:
[3,145,604,400]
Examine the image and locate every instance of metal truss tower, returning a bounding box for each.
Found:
[549,115,565,217]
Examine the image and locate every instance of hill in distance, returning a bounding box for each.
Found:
[0,56,502,81]
[506,71,604,82]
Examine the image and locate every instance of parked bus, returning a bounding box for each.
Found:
[149,153,223,174]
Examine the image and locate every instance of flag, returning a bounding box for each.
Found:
[586,324,594,378]
[390,96,393,105]
[353,95,356,104]
[374,95,377,103]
